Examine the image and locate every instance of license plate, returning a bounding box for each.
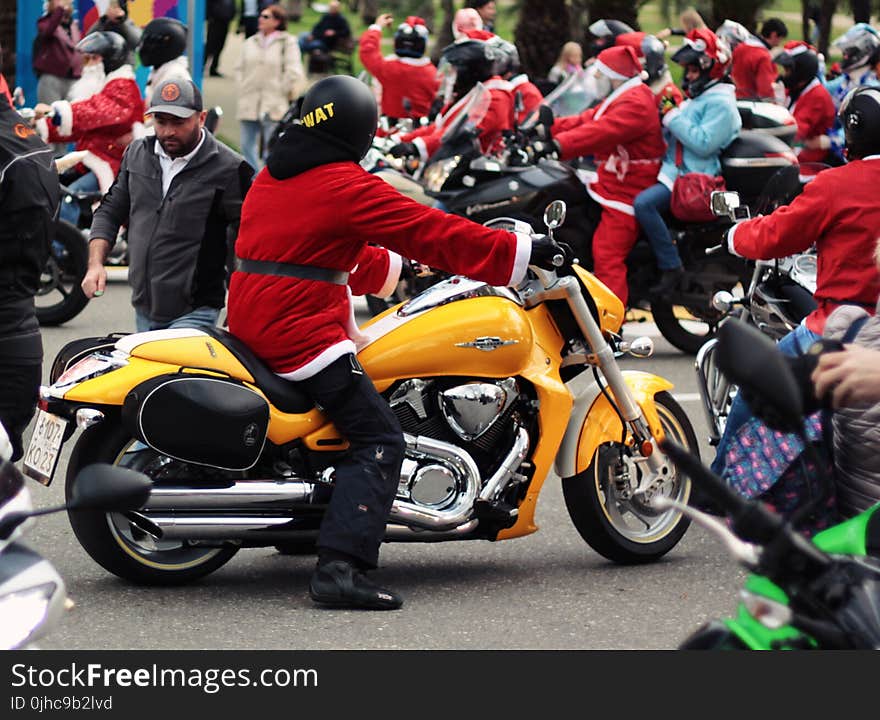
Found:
[23,410,68,486]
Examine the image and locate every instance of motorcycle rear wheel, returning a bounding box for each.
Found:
[562,392,696,564]
[651,299,722,355]
[35,220,89,326]
[65,423,239,585]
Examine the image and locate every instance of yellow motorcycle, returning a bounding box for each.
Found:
[26,202,698,584]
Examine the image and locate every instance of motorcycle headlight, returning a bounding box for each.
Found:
[740,589,792,630]
[0,582,59,649]
[423,156,461,193]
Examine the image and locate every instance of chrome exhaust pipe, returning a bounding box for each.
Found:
[144,480,314,510]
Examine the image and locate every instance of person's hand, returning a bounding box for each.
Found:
[377,13,394,29]
[529,234,567,270]
[106,5,125,21]
[528,138,559,162]
[659,90,681,118]
[812,345,880,409]
[33,103,54,119]
[656,28,672,40]
[389,141,417,158]
[324,29,336,37]
[81,264,108,299]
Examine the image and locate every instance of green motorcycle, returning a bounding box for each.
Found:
[659,321,880,650]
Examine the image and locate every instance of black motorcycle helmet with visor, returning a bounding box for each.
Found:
[671,30,730,98]
[775,44,819,99]
[298,75,378,161]
[75,31,128,74]
[137,17,188,68]
[642,34,668,83]
[437,39,496,103]
[839,85,880,159]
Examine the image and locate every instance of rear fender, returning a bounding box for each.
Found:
[555,370,673,478]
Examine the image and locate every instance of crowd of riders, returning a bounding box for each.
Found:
[5,3,880,608]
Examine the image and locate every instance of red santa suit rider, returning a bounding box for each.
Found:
[717,19,778,100]
[543,45,665,305]
[359,14,438,120]
[227,76,558,611]
[775,41,836,164]
[34,31,143,194]
[485,35,543,126]
[390,33,514,162]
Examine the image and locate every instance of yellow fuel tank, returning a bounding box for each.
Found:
[359,294,534,385]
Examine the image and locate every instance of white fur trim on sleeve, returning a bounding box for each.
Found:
[79,151,115,194]
[412,137,429,163]
[52,100,73,137]
[35,117,50,142]
[376,251,403,298]
[726,222,744,257]
[507,231,533,286]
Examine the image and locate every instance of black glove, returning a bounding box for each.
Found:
[529,234,566,270]
[528,138,560,162]
[389,141,418,159]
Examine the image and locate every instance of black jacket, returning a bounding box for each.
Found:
[0,94,59,348]
[90,131,252,324]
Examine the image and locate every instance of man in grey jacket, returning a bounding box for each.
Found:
[82,79,252,331]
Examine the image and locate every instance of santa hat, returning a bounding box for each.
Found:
[782,40,816,56]
[400,16,429,38]
[594,45,645,80]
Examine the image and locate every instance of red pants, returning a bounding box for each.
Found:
[592,207,638,306]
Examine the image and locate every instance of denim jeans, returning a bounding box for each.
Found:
[135,306,221,333]
[299,31,328,54]
[633,182,682,271]
[710,322,822,475]
[59,172,99,227]
[239,118,278,175]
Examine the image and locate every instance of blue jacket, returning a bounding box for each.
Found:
[657,82,741,189]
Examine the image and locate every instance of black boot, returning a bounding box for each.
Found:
[649,266,685,296]
[309,560,403,610]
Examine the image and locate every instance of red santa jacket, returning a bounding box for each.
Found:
[788,79,836,163]
[400,78,514,161]
[37,66,144,193]
[728,157,880,333]
[731,41,778,100]
[509,74,543,125]
[552,77,665,214]
[358,26,438,119]
[228,159,531,377]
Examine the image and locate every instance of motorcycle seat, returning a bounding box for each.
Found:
[200,327,315,415]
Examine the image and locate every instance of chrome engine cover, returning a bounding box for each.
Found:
[439,378,518,441]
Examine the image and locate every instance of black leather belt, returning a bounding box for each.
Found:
[235,257,349,285]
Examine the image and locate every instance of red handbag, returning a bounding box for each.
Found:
[669,142,726,223]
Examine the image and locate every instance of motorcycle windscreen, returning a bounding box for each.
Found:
[539,68,600,119]
[122,375,270,471]
[440,83,491,145]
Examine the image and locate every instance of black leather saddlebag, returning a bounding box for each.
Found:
[122,374,270,471]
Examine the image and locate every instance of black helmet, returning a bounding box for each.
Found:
[587,18,633,57]
[299,75,378,160]
[394,16,429,59]
[138,17,188,68]
[832,23,880,73]
[671,29,731,98]
[839,85,880,159]
[775,43,819,95]
[439,40,494,98]
[641,34,667,83]
[75,31,128,74]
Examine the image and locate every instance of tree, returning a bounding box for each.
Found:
[430,0,456,65]
[514,0,571,80]
[589,0,640,28]
[706,0,775,30]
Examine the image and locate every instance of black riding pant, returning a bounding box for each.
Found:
[304,354,404,569]
[0,328,43,461]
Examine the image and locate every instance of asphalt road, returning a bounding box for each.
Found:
[20,277,745,650]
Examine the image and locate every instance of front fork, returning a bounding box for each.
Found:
[536,274,669,490]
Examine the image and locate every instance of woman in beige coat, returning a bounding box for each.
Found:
[235,4,305,172]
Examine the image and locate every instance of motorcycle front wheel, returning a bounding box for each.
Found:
[35,220,89,326]
[562,391,697,564]
[65,423,239,585]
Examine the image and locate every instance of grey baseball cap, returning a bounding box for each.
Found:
[147,78,203,118]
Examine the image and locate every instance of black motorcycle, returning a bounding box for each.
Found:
[369,113,799,354]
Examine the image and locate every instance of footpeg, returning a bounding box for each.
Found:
[474,500,519,529]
